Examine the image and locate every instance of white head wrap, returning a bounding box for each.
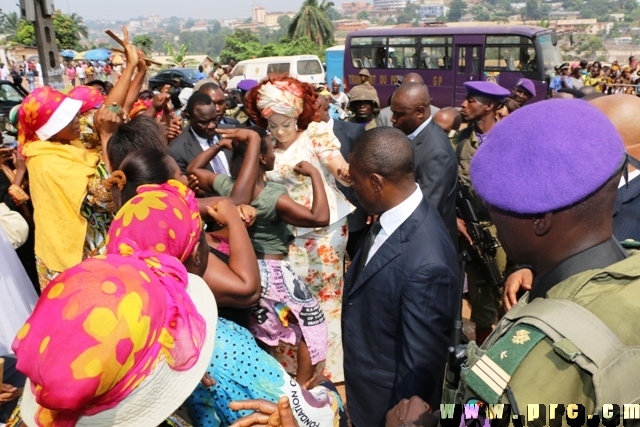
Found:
[256,81,304,119]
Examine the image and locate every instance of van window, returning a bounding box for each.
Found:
[297,60,323,75]
[231,64,245,77]
[267,63,290,75]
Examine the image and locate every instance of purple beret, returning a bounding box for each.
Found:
[464,81,511,102]
[515,78,536,97]
[238,79,258,92]
[470,99,625,214]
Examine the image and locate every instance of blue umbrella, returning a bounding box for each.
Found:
[83,49,111,61]
[60,49,76,58]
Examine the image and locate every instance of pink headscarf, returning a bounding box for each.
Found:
[12,179,206,427]
[68,85,105,115]
[107,180,202,263]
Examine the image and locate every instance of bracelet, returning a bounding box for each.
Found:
[8,184,30,206]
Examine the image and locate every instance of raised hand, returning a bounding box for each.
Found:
[206,198,240,227]
[293,161,318,177]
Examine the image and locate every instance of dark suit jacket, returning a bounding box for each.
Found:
[219,117,240,127]
[167,124,233,175]
[614,174,640,241]
[342,197,459,427]
[411,119,459,247]
[333,119,366,232]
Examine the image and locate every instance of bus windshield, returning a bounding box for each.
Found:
[537,33,563,77]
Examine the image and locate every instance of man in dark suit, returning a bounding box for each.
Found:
[317,94,367,258]
[391,82,458,247]
[197,82,240,127]
[168,92,232,175]
[342,127,459,427]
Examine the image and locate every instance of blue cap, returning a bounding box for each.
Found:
[464,81,511,102]
[470,99,625,214]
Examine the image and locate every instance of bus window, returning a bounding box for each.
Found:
[458,47,467,73]
[484,35,537,73]
[231,64,245,78]
[537,33,563,77]
[297,59,323,75]
[420,36,453,70]
[350,36,387,69]
[267,63,291,74]
[388,37,417,69]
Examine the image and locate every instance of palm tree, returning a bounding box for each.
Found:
[288,0,335,48]
[164,42,196,68]
[0,11,22,42]
[69,13,89,39]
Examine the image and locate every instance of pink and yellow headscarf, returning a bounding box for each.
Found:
[107,179,202,263]
[68,85,105,115]
[18,86,82,147]
[12,248,206,427]
[256,80,304,119]
[13,179,206,427]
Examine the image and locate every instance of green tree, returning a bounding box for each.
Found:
[211,20,221,34]
[184,18,195,29]
[164,42,196,67]
[0,11,21,41]
[69,13,89,39]
[397,1,420,24]
[288,0,335,47]
[357,11,369,20]
[472,5,492,20]
[14,19,35,46]
[52,12,84,49]
[219,29,262,62]
[524,0,541,20]
[325,5,343,20]
[278,15,292,29]
[133,35,154,54]
[448,0,467,21]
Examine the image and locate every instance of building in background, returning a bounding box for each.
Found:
[373,0,408,11]
[418,3,449,18]
[252,6,266,24]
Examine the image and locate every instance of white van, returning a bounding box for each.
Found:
[227,55,325,89]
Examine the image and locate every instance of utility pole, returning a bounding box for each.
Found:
[20,0,64,90]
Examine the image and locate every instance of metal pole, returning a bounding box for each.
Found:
[31,0,64,90]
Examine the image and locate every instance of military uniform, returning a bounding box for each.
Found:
[450,242,640,424]
[447,98,640,424]
[454,123,506,334]
[348,81,380,133]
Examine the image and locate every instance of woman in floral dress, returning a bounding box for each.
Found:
[246,76,354,382]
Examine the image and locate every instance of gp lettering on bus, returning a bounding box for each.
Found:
[433,76,443,86]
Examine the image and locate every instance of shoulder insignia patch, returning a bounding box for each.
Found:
[511,329,531,345]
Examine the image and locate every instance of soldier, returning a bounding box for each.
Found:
[454,81,511,345]
[447,98,640,419]
[348,83,379,131]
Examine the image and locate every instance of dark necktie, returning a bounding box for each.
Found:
[356,220,382,274]
[207,137,227,174]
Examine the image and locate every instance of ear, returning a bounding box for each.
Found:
[370,173,384,193]
[532,212,552,237]
[190,240,202,267]
[259,153,267,166]
[416,105,426,118]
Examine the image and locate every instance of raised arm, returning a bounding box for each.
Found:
[276,161,329,228]
[185,143,225,193]
[123,50,147,114]
[102,27,138,109]
[204,199,261,307]
[216,128,261,206]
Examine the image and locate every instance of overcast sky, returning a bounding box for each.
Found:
[0,0,307,21]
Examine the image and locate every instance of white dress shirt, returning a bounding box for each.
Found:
[191,130,230,175]
[619,169,640,188]
[366,184,423,265]
[406,116,433,141]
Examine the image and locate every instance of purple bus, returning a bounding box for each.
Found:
[344,25,563,108]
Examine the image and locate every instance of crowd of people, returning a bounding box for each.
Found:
[550,56,640,96]
[1,27,640,427]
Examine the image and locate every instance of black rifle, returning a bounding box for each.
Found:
[445,251,470,390]
[457,181,503,289]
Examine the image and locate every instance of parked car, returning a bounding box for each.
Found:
[148,68,200,91]
[0,80,27,117]
[0,80,28,145]
[226,55,325,90]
